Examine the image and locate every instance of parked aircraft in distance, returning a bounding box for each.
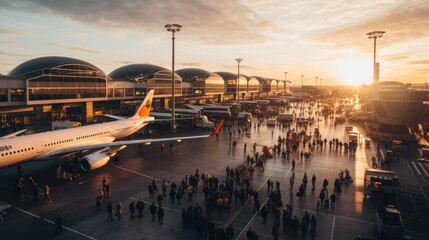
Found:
[0,90,222,171]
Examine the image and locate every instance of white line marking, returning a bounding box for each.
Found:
[419,162,429,176]
[411,161,422,175]
[235,166,293,240]
[293,206,375,225]
[0,183,12,189]
[14,206,97,240]
[109,163,158,180]
[330,215,336,240]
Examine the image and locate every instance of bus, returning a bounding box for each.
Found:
[202,105,231,118]
[278,113,294,122]
[364,168,399,197]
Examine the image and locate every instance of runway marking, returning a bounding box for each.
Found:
[109,163,159,181]
[78,180,91,185]
[412,161,422,175]
[13,206,97,240]
[234,166,293,240]
[293,206,375,225]
[419,162,429,176]
[330,216,336,240]
[0,183,12,189]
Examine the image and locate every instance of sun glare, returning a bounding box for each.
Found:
[337,58,372,86]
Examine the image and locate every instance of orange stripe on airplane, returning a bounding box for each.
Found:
[138,107,150,117]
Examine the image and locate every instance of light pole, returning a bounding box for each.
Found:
[235,58,242,107]
[165,23,182,131]
[367,31,385,100]
[316,76,318,88]
[284,72,287,95]
[301,75,304,109]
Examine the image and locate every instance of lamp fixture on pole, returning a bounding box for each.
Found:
[367,30,385,100]
[235,58,243,106]
[165,23,182,131]
[284,72,287,95]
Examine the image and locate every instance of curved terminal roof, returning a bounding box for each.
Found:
[252,76,270,83]
[214,72,238,81]
[176,68,218,82]
[8,56,103,77]
[109,64,169,81]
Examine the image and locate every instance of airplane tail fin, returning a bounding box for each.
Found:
[131,90,154,119]
[212,119,224,135]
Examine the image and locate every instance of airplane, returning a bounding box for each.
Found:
[0,90,223,171]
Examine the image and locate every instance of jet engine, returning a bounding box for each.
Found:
[80,153,110,171]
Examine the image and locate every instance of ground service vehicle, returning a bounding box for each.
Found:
[52,121,81,130]
[267,118,276,126]
[364,168,399,197]
[376,206,404,239]
[195,115,215,129]
[237,112,252,122]
[278,113,293,122]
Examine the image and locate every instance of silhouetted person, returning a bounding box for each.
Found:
[54,214,63,235]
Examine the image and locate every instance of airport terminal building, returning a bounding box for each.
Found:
[0,56,289,126]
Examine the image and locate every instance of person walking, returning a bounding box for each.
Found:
[129,201,135,219]
[43,184,52,204]
[272,223,280,240]
[54,214,63,235]
[136,199,144,218]
[161,179,167,197]
[150,202,157,222]
[107,202,113,221]
[330,193,336,209]
[116,202,122,221]
[311,174,316,191]
[157,206,164,224]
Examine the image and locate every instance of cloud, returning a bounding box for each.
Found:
[111,60,135,65]
[384,54,409,61]
[180,63,203,67]
[0,28,32,35]
[0,50,32,57]
[1,0,274,45]
[409,59,429,64]
[48,42,102,54]
[0,40,16,44]
[315,2,429,52]
[219,64,258,71]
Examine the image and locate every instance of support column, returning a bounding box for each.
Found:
[82,101,93,123]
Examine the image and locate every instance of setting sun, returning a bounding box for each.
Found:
[337,58,372,86]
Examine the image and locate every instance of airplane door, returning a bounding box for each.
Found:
[36,141,44,153]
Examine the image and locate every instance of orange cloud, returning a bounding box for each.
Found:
[48,42,102,54]
[316,2,429,52]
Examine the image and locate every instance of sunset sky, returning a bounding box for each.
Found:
[0,0,428,86]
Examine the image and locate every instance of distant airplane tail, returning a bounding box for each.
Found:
[212,119,224,135]
[131,90,154,119]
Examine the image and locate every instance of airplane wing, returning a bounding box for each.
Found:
[1,129,28,139]
[47,134,211,157]
[103,114,127,120]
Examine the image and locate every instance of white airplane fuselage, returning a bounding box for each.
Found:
[0,117,152,168]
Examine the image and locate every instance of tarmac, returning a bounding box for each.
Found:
[0,110,429,240]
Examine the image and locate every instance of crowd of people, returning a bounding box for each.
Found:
[9,101,369,239]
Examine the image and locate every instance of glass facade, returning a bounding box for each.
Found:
[205,77,224,94]
[27,65,107,101]
[238,76,247,92]
[147,70,182,95]
[248,79,259,92]
[278,81,285,92]
[0,89,7,102]
[11,89,25,102]
[270,80,277,92]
